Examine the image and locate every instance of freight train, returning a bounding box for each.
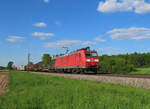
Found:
[26,47,99,73]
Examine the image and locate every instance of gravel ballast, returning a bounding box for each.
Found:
[33,72,150,90]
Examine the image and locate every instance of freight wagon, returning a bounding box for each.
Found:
[26,64,41,72]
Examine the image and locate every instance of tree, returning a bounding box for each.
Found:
[7,61,14,70]
[37,61,43,66]
[42,54,51,69]
[99,55,135,74]
[0,66,6,70]
[28,61,33,65]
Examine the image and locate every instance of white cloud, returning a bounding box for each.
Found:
[55,21,61,26]
[44,0,49,3]
[32,32,55,37]
[32,32,55,40]
[44,40,96,48]
[108,27,150,40]
[98,47,120,54]
[134,1,150,14]
[82,41,96,46]
[6,36,24,42]
[97,0,150,14]
[33,22,47,28]
[94,37,106,42]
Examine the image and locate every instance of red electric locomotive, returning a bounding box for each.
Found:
[54,47,99,73]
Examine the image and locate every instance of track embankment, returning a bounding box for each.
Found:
[33,72,150,89]
[0,72,9,96]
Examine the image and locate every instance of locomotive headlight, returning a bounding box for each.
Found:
[94,59,99,62]
[86,59,90,62]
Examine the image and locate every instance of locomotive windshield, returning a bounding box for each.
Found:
[85,52,98,57]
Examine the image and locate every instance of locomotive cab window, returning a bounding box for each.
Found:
[85,52,98,57]
[85,52,91,57]
[91,52,97,57]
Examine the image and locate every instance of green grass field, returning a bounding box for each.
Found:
[131,68,150,74]
[0,71,150,109]
[0,69,9,72]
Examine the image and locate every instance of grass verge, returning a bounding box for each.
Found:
[0,71,150,109]
[0,70,9,72]
[131,67,150,74]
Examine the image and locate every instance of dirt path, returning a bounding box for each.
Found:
[33,72,150,90]
[0,72,9,96]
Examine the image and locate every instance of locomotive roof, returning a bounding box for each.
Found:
[77,46,90,51]
[55,47,97,58]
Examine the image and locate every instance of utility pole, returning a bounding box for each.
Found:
[27,53,30,71]
[28,53,30,65]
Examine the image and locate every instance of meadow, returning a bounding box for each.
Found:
[0,71,150,109]
[0,70,9,72]
[131,67,150,74]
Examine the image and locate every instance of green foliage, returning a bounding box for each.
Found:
[1,71,150,109]
[42,54,51,69]
[131,68,150,74]
[0,66,8,72]
[0,66,6,70]
[118,52,150,68]
[99,55,135,74]
[50,59,55,69]
[99,52,150,73]
[28,61,34,65]
[7,61,14,70]
[0,69,9,72]
[36,61,43,66]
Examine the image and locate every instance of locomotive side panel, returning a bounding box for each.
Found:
[80,51,86,68]
[55,52,82,69]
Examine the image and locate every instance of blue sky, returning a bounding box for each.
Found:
[1,0,150,66]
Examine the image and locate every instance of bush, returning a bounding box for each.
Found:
[0,66,6,70]
[98,56,135,74]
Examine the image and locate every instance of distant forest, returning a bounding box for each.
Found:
[99,52,150,73]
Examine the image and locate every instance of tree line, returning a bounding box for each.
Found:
[98,52,150,73]
[0,61,14,70]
